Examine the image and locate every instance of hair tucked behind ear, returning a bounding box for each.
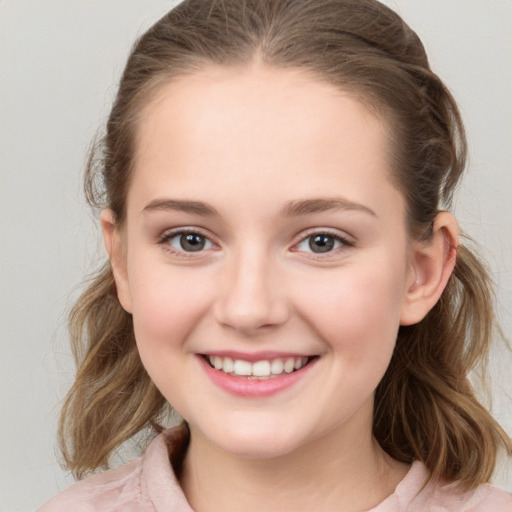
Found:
[59,0,511,483]
[374,242,511,489]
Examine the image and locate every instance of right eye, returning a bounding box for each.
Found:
[161,231,214,253]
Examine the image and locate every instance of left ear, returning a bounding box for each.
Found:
[400,211,458,326]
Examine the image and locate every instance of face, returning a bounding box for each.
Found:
[109,65,419,459]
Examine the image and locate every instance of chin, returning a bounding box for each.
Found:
[218,435,297,460]
[203,416,309,460]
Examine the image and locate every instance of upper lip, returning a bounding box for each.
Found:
[199,350,316,362]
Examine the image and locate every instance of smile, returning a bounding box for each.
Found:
[199,352,318,397]
[205,355,310,379]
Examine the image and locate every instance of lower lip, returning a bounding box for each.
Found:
[198,356,316,398]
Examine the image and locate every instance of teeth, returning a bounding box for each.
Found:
[270,359,284,374]
[283,358,295,373]
[233,359,252,376]
[208,355,309,378]
[252,360,271,377]
[223,357,234,373]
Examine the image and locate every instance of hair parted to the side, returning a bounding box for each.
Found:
[59,0,511,486]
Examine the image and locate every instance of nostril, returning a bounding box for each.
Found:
[212,258,291,331]
[213,291,291,333]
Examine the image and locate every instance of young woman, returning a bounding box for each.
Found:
[40,0,512,510]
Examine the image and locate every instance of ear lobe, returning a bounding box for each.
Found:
[101,209,132,313]
[400,212,458,326]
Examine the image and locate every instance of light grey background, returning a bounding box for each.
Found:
[0,1,511,510]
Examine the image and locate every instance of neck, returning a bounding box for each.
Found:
[179,416,409,512]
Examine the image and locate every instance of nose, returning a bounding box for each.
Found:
[213,248,290,334]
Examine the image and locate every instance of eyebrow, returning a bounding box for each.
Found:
[142,199,219,216]
[281,197,377,217]
[141,196,376,218]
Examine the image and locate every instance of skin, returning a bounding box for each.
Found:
[102,64,458,512]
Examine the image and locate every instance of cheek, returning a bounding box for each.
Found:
[128,262,214,353]
[293,257,408,360]
[126,263,217,408]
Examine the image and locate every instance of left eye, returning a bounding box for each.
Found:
[296,233,344,254]
[168,232,214,252]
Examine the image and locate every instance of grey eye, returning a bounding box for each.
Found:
[169,233,212,252]
[309,234,335,253]
[296,234,343,253]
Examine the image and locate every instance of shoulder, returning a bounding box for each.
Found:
[412,472,512,511]
[431,483,512,512]
[37,458,145,512]
[38,425,191,512]
[37,455,151,512]
[471,485,512,511]
[389,462,512,512]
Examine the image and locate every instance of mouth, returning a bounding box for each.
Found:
[202,354,315,380]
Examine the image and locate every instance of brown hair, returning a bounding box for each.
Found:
[59,0,511,486]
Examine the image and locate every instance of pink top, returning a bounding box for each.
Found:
[39,426,512,511]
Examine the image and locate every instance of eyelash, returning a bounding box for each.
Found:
[157,228,217,258]
[157,227,354,258]
[292,229,354,258]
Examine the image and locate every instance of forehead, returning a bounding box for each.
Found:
[130,64,399,217]
[136,64,388,158]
